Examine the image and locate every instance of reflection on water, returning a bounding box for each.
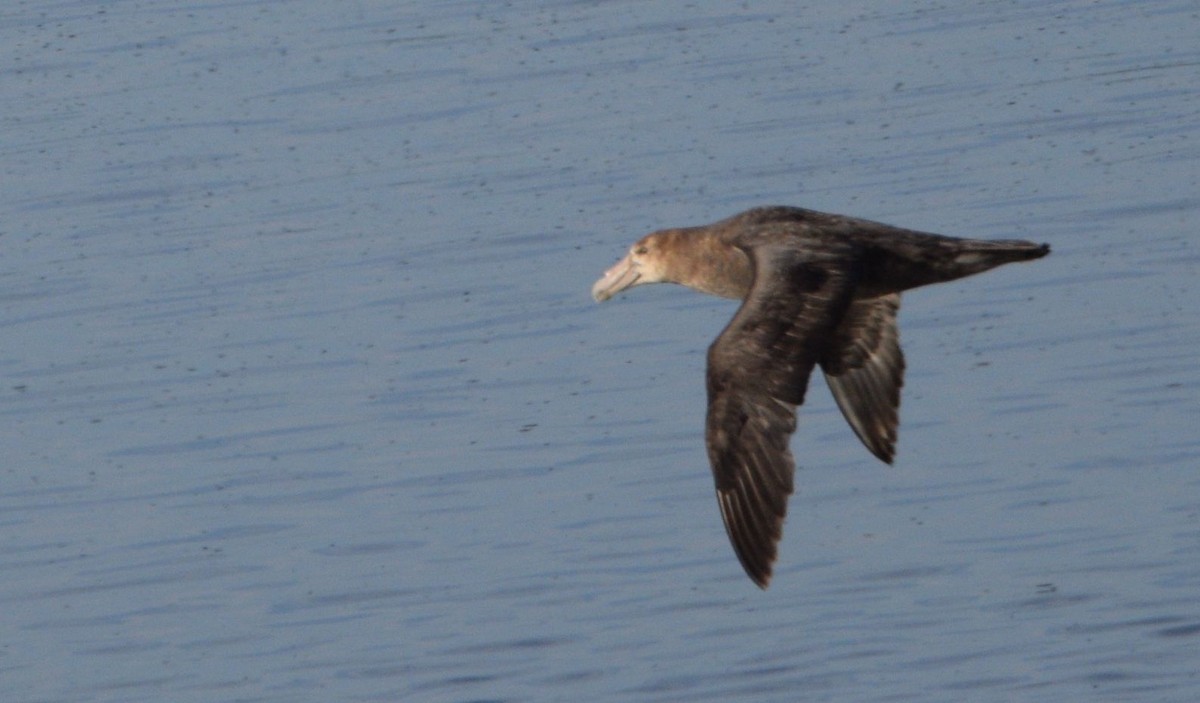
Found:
[3,1,1198,701]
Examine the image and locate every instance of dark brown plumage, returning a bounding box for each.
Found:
[592,206,1050,588]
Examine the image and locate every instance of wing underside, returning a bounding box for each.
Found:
[705,235,856,587]
[821,294,905,464]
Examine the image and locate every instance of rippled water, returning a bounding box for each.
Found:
[3,1,1198,701]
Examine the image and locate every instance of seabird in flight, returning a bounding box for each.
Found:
[591,206,1050,588]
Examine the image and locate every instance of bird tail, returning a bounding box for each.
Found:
[949,239,1051,276]
[869,235,1051,293]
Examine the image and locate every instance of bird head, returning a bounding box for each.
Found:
[591,233,670,302]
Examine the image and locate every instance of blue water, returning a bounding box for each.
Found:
[3,1,1198,701]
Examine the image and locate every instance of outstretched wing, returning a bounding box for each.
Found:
[820,293,905,464]
[705,236,856,588]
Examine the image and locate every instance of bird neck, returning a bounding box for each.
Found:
[668,228,753,300]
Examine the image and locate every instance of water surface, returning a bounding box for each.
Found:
[3,1,1198,701]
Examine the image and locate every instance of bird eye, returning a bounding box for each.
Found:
[634,246,649,255]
